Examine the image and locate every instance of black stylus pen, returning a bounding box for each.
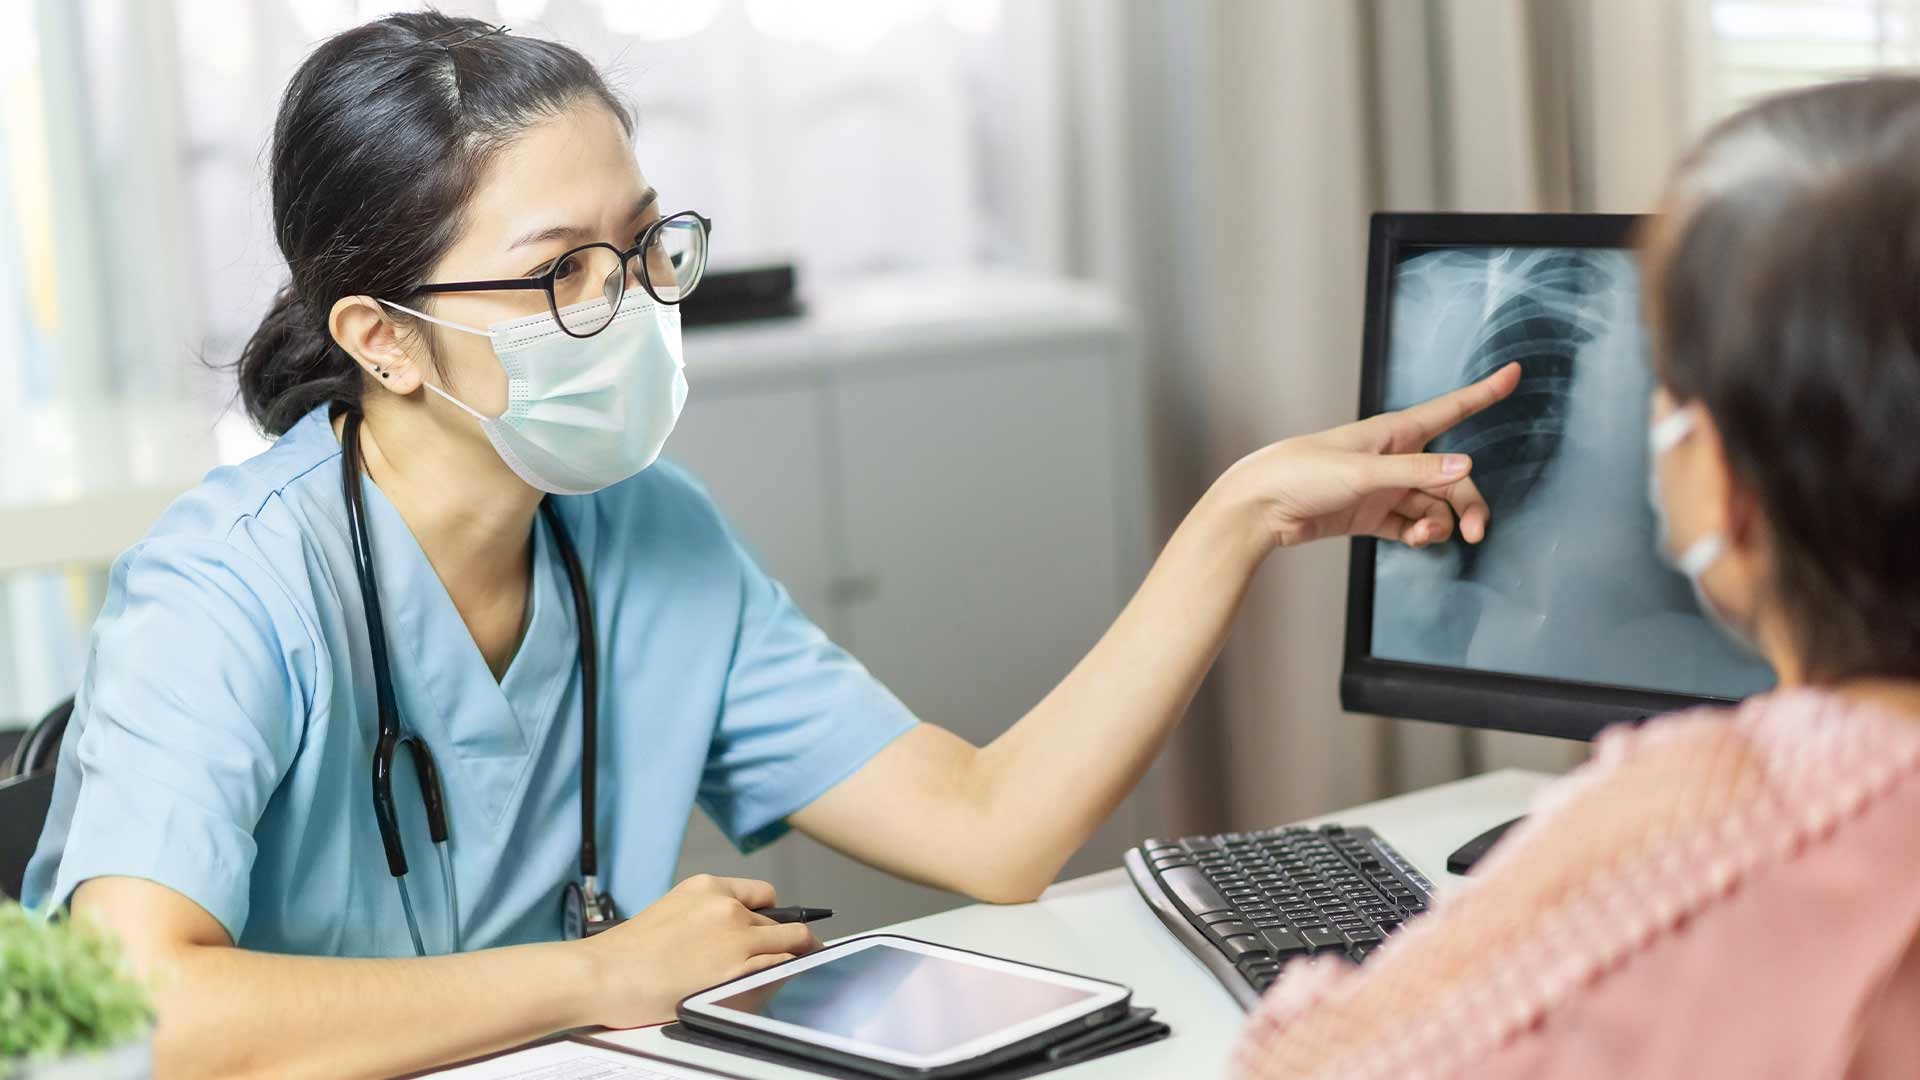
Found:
[754,906,835,924]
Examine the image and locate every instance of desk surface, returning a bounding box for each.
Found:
[567,768,1552,1079]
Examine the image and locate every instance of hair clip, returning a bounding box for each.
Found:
[424,23,510,51]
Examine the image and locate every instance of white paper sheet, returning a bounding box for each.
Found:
[431,1039,718,1079]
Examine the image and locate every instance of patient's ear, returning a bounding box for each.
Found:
[1697,412,1769,576]
[1684,409,1732,526]
[329,296,425,397]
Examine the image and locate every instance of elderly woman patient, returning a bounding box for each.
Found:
[1235,77,1920,1080]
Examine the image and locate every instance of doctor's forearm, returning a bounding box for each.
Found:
[142,939,596,1079]
[967,476,1269,896]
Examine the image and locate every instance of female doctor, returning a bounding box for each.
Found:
[23,13,1518,1079]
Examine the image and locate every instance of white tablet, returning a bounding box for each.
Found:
[677,935,1133,1077]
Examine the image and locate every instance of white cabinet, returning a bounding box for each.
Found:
[667,274,1160,931]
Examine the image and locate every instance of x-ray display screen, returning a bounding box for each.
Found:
[1370,245,1775,700]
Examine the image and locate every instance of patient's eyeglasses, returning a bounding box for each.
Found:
[409,210,711,338]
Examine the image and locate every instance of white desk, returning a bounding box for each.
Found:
[534,769,1551,1079]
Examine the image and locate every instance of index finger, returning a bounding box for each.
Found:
[712,876,778,910]
[1366,361,1521,452]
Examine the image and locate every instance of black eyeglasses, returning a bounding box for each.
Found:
[411,210,711,338]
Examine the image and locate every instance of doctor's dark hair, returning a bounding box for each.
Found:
[236,12,631,436]
[1644,76,1920,682]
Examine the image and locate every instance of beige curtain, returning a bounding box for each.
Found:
[1085,0,1702,831]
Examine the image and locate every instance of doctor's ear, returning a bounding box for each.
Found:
[328,295,425,396]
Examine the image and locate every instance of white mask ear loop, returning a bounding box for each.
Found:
[1675,532,1728,578]
[374,298,497,424]
[1649,407,1697,455]
[377,298,495,339]
[1651,406,1731,578]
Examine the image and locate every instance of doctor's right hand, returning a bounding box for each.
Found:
[583,873,821,1028]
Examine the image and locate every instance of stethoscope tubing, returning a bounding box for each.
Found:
[339,408,603,956]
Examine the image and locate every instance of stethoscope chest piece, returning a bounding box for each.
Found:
[563,877,619,940]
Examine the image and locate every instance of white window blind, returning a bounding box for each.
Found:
[1703,0,1920,115]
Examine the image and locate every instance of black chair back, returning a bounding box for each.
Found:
[1,770,56,901]
[11,696,74,778]
[2,697,74,901]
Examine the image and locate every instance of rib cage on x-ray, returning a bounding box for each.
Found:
[1417,250,1611,576]
[1371,246,1776,701]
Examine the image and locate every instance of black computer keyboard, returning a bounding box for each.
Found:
[1124,824,1435,1009]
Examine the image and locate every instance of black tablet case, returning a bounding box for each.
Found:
[661,1007,1168,1080]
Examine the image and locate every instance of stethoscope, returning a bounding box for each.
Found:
[339,408,618,956]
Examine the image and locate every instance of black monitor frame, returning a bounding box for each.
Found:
[1339,211,1744,742]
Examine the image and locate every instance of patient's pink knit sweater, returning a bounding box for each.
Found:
[1234,690,1920,1080]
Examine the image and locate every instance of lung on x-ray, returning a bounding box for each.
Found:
[1369,246,1775,700]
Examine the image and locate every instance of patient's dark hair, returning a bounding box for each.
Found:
[1646,77,1920,681]
[235,12,630,436]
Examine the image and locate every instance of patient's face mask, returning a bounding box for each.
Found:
[1647,405,1763,656]
[380,295,687,495]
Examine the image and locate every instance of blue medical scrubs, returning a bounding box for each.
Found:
[22,406,918,956]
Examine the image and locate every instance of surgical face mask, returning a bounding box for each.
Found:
[378,295,688,495]
[1647,406,1762,656]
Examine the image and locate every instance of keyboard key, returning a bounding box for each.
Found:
[1261,928,1308,958]
[1219,935,1271,963]
[1237,955,1280,977]
[1182,838,1218,853]
[1239,961,1281,991]
[1252,917,1285,929]
[1159,866,1231,916]
[1204,919,1253,942]
[1342,925,1383,945]
[1301,927,1345,953]
[1348,942,1378,964]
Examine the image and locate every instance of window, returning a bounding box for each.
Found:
[0,0,1067,725]
[173,0,1057,373]
[1700,0,1920,115]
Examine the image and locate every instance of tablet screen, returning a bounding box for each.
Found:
[707,942,1098,1057]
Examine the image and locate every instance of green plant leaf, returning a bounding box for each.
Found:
[0,902,153,1062]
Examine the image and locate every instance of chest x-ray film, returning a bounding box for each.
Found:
[1370,246,1776,699]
